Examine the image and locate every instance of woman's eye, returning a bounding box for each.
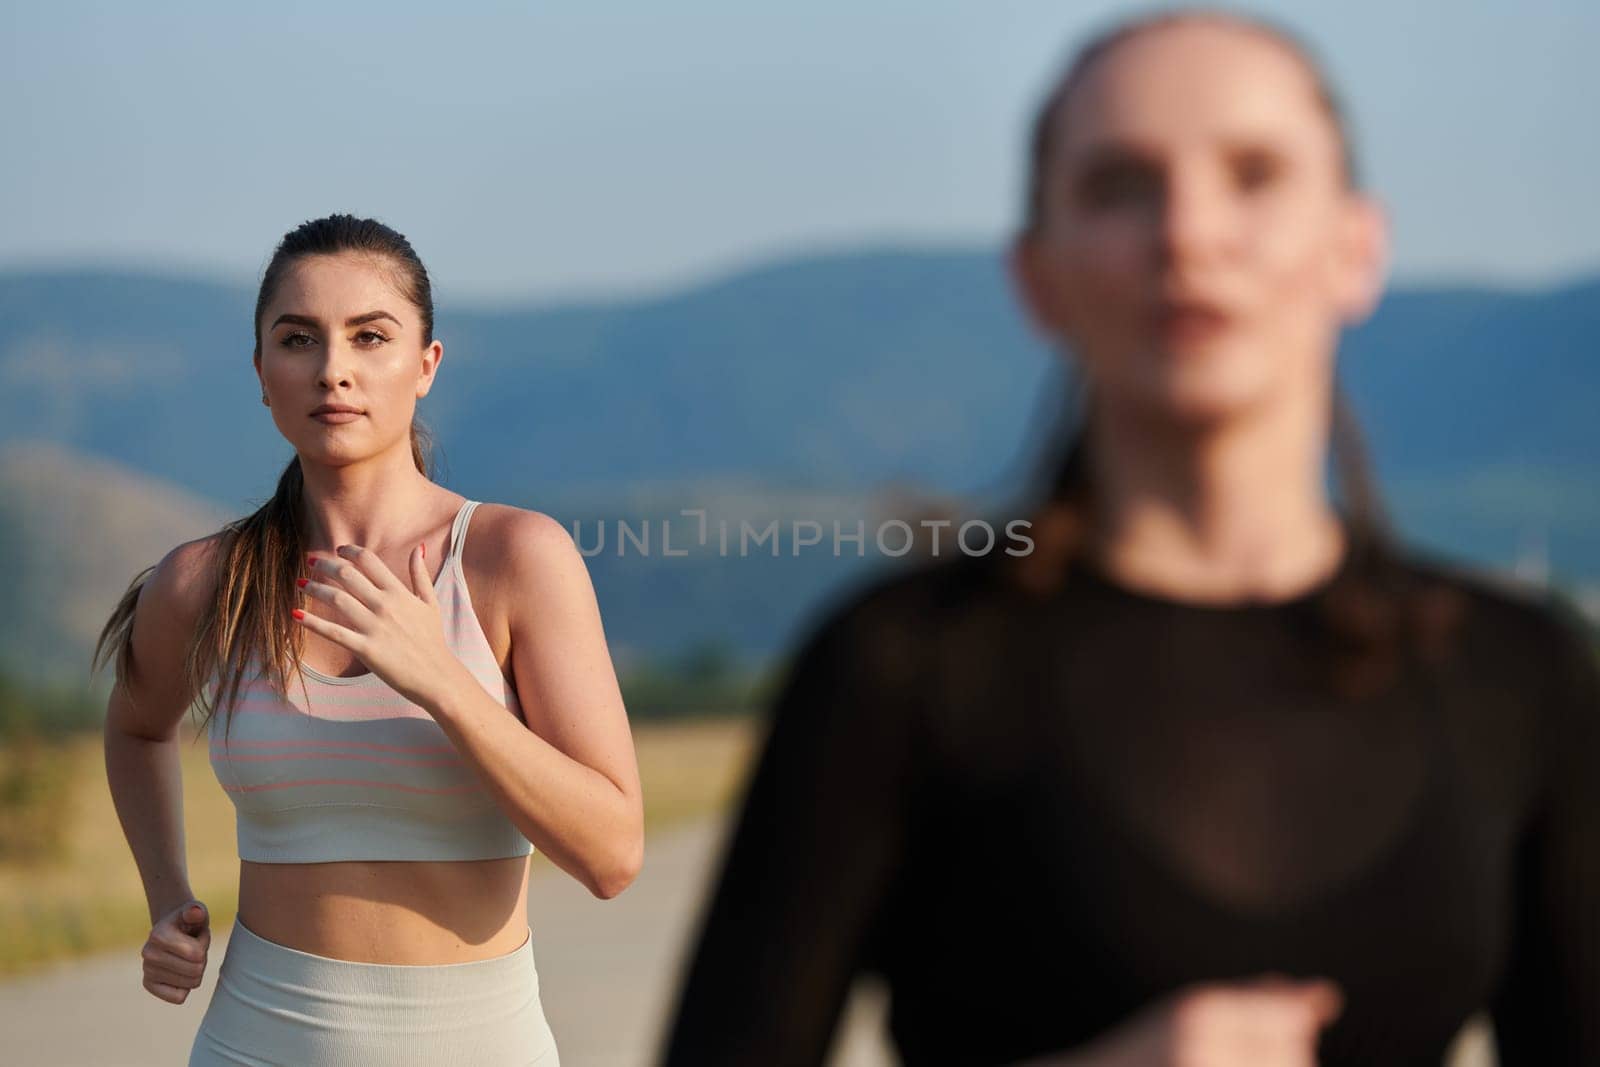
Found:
[281,332,315,348]
[1077,163,1160,209]
[355,330,389,345]
[1233,151,1281,192]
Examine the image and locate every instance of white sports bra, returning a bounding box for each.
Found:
[207,499,533,863]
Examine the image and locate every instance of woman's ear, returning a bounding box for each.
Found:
[1332,193,1389,325]
[416,340,444,399]
[1008,233,1075,341]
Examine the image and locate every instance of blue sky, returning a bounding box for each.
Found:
[3,0,1596,302]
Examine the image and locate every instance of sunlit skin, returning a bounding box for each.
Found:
[234,251,644,964]
[1010,16,1389,602]
[256,252,443,479]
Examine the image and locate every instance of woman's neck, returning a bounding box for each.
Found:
[1083,385,1347,604]
[297,450,441,555]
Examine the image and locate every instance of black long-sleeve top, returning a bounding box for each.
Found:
[662,536,1600,1066]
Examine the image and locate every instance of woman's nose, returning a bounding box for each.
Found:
[1157,167,1233,271]
[315,341,355,387]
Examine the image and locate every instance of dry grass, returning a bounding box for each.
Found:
[0,715,758,976]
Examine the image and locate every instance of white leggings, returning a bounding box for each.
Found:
[188,918,559,1066]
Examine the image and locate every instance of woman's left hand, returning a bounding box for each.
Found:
[294,543,466,710]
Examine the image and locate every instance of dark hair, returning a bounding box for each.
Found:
[93,214,438,741]
[1005,9,1465,698]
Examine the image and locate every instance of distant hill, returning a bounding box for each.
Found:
[0,247,1595,689]
[0,441,230,687]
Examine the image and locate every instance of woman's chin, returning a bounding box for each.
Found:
[1138,370,1278,428]
[292,441,372,467]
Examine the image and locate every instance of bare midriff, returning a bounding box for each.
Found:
[237,855,532,964]
[237,506,535,965]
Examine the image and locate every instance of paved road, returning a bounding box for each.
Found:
[0,816,892,1066]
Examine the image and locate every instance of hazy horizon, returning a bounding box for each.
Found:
[5,237,1598,315]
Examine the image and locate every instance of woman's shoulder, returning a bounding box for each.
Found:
[100,529,228,731]
[141,529,229,628]
[457,501,575,575]
[452,502,593,644]
[1380,537,1598,684]
[1389,543,1600,817]
[1385,537,1591,632]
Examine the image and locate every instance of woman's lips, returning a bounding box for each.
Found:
[311,411,364,424]
[1152,302,1234,347]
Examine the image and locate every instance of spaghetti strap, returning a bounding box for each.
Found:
[450,500,481,563]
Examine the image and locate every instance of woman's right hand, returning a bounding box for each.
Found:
[142,899,210,1004]
[1039,974,1344,1067]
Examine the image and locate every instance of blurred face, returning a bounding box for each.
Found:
[1011,20,1387,427]
[254,252,441,465]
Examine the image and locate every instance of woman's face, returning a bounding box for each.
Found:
[254,252,441,466]
[1012,20,1387,427]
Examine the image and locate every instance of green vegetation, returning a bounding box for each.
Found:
[619,639,778,720]
[0,674,103,867]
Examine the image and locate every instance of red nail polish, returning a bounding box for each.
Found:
[306,554,316,567]
[291,608,305,620]
[296,577,308,588]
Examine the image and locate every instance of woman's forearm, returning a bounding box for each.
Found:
[423,663,643,899]
[103,725,195,923]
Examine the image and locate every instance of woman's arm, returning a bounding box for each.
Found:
[421,509,644,899]
[661,580,925,1066]
[1491,599,1600,1064]
[102,539,215,923]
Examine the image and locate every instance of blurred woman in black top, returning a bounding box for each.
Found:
[664,8,1599,1065]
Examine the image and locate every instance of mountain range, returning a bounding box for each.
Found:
[0,246,1594,691]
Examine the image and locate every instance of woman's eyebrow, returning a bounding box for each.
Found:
[269,310,403,330]
[1069,140,1163,173]
[346,310,402,329]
